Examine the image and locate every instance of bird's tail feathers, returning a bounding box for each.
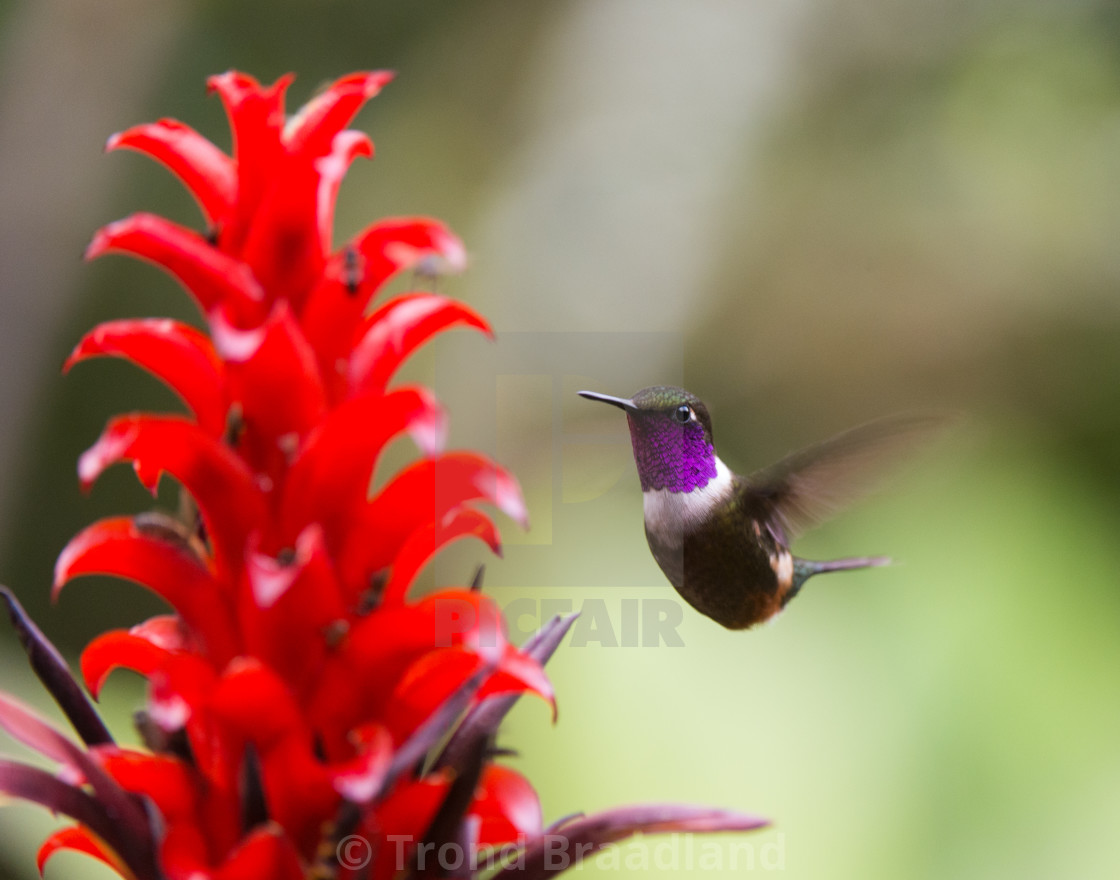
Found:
[793,555,891,589]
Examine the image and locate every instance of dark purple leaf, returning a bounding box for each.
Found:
[412,733,489,879]
[0,586,113,746]
[0,692,153,865]
[493,804,770,879]
[0,759,158,880]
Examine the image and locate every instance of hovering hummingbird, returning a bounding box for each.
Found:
[578,386,940,629]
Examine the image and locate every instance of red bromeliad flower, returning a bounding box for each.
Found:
[0,72,767,879]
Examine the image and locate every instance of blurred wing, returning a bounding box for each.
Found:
[743,413,952,543]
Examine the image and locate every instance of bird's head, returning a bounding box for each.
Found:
[578,385,718,493]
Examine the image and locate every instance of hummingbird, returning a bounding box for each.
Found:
[578,386,940,629]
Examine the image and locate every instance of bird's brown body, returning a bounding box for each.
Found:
[644,479,793,629]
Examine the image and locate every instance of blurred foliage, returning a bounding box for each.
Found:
[2,0,1120,878]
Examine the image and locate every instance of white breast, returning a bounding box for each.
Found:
[642,456,734,544]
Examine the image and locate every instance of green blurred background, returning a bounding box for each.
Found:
[1,0,1119,877]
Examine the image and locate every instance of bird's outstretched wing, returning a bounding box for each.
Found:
[742,412,951,543]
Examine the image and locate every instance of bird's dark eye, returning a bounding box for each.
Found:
[674,404,692,424]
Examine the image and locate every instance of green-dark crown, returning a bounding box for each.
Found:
[629,386,715,445]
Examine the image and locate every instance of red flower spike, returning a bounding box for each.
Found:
[382,507,503,604]
[86,213,264,323]
[0,70,768,880]
[38,825,126,876]
[348,293,493,398]
[107,119,236,225]
[65,319,229,436]
[76,417,266,573]
[56,517,237,665]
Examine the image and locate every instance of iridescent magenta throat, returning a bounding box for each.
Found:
[626,415,717,493]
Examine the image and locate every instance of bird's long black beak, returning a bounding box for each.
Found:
[577,390,638,412]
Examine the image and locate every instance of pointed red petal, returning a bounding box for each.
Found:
[64,319,228,436]
[214,826,304,880]
[382,647,483,741]
[283,71,394,158]
[57,517,237,663]
[329,724,391,804]
[315,130,373,257]
[386,642,552,744]
[436,612,578,773]
[310,591,502,756]
[240,525,347,698]
[363,775,452,880]
[238,157,324,307]
[348,294,492,397]
[96,747,199,821]
[299,217,467,385]
[209,658,308,748]
[212,302,326,474]
[308,603,443,757]
[279,386,445,542]
[81,629,174,699]
[37,826,125,876]
[80,615,190,700]
[148,653,220,741]
[86,213,264,321]
[382,508,502,604]
[76,416,266,573]
[469,765,544,846]
[207,71,293,255]
[339,453,525,594]
[478,644,555,712]
[107,119,235,225]
[210,660,338,852]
